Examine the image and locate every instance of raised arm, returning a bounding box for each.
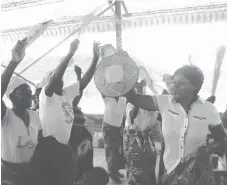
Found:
[126,88,158,112]
[45,39,80,97]
[79,42,101,92]
[1,39,26,121]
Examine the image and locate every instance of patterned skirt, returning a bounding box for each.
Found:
[123,127,157,185]
[159,145,216,185]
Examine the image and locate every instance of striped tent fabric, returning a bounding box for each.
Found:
[1,3,227,43]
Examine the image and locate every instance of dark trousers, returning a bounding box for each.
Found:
[102,122,125,175]
[1,160,30,185]
[76,146,94,181]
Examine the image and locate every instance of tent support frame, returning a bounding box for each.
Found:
[18,2,115,76]
[115,0,122,51]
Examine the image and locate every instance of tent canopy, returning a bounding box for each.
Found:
[1,0,227,113]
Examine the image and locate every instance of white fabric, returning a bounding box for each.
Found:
[36,70,53,89]
[39,82,80,144]
[103,97,126,127]
[125,103,158,131]
[6,77,27,98]
[1,108,42,163]
[153,95,222,174]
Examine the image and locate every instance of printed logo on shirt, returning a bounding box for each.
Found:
[168,109,179,115]
[193,116,206,120]
[61,102,74,124]
[17,136,35,149]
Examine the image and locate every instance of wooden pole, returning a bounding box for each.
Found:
[115,0,122,51]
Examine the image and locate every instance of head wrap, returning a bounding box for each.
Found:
[6,77,28,98]
[174,65,204,94]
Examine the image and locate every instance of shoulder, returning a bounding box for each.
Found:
[2,107,13,125]
[201,100,219,114]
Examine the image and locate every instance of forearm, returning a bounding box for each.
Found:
[126,88,157,111]
[50,52,74,85]
[79,57,98,91]
[1,61,18,98]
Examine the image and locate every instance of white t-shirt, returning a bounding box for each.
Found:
[153,95,222,174]
[103,97,127,127]
[39,82,80,144]
[1,108,42,163]
[125,103,158,131]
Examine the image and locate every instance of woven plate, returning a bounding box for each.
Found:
[94,54,139,97]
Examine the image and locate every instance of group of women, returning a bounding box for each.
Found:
[1,37,227,185]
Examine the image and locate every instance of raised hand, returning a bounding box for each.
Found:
[74,65,82,76]
[11,39,27,63]
[70,39,80,54]
[117,50,129,57]
[93,41,101,60]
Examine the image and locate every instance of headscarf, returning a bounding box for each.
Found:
[6,77,28,98]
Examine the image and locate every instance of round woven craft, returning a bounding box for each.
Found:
[94,54,139,97]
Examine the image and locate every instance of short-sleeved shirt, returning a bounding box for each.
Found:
[39,82,80,144]
[1,108,42,163]
[153,95,222,174]
[103,97,127,127]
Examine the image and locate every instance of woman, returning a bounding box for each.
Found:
[68,65,94,182]
[1,40,42,184]
[100,44,126,184]
[124,80,157,185]
[126,64,227,185]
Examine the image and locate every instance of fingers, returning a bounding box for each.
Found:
[13,40,26,54]
[93,41,101,50]
[93,41,101,45]
[117,50,129,57]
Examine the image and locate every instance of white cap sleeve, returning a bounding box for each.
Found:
[153,95,170,113]
[207,103,222,127]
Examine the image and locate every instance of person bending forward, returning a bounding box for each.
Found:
[39,39,100,144]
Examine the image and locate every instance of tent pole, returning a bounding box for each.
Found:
[18,3,115,75]
[1,64,35,86]
[115,0,122,51]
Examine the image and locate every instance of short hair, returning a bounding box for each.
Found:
[174,65,204,95]
[82,167,109,185]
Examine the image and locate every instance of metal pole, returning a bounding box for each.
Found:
[1,64,35,86]
[115,0,122,51]
[18,3,115,75]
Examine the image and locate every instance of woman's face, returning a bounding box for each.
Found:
[172,75,196,101]
[11,84,33,109]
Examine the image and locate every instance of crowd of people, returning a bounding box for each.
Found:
[1,37,227,185]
